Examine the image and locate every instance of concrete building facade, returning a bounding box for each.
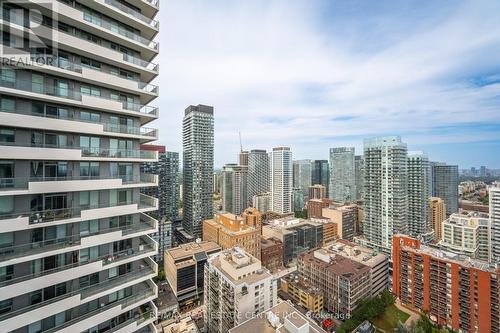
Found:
[182,104,214,239]
[0,1,160,331]
[329,147,356,203]
[247,149,270,207]
[270,147,293,214]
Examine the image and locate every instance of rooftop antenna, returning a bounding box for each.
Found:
[239,131,243,152]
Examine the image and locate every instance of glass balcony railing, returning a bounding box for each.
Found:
[0,78,158,116]
[0,240,156,288]
[104,0,159,28]
[0,107,158,136]
[82,13,158,50]
[0,215,156,262]
[0,262,155,322]
[52,59,158,95]
[0,173,156,191]
[43,282,155,333]
[106,310,156,333]
[0,141,157,160]
[0,194,156,223]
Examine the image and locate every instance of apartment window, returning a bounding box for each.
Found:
[109,189,132,206]
[28,321,42,333]
[45,105,69,119]
[0,298,12,315]
[80,191,99,209]
[81,57,101,70]
[0,68,16,83]
[0,97,15,112]
[80,111,100,123]
[32,74,44,93]
[0,265,13,282]
[0,128,15,143]
[80,85,100,97]
[0,196,13,214]
[80,162,100,178]
[0,161,13,179]
[79,272,99,288]
[0,232,13,248]
[80,136,100,155]
[83,9,101,26]
[57,53,70,69]
[108,266,118,278]
[79,246,98,263]
[56,80,69,97]
[80,219,98,236]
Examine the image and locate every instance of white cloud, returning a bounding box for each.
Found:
[151,0,500,167]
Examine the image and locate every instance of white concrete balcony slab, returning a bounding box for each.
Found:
[0,19,159,81]
[0,261,156,332]
[50,282,158,333]
[0,111,158,142]
[29,1,159,60]
[108,302,158,333]
[138,193,159,213]
[0,144,158,163]
[0,174,157,197]
[0,214,157,267]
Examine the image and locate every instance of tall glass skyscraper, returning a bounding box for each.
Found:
[221,163,248,215]
[292,159,311,200]
[408,152,431,238]
[329,147,356,202]
[363,137,408,251]
[311,160,329,196]
[182,105,214,239]
[354,155,364,201]
[0,0,160,331]
[431,162,459,216]
[247,149,269,206]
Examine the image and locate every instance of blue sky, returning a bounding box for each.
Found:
[152,0,500,168]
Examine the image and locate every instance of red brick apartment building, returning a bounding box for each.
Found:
[393,235,500,333]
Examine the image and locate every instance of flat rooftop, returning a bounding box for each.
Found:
[228,301,326,333]
[166,241,221,268]
[303,249,371,280]
[325,239,387,267]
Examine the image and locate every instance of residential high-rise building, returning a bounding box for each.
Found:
[213,171,222,194]
[247,149,269,206]
[355,155,364,201]
[311,159,329,196]
[429,197,446,242]
[252,192,271,213]
[431,162,459,216]
[393,235,500,333]
[221,163,248,215]
[270,147,293,214]
[204,248,278,333]
[293,159,312,200]
[164,241,221,311]
[363,136,408,251]
[182,104,214,239]
[490,185,500,263]
[308,184,326,200]
[439,212,490,261]
[329,147,356,202]
[203,211,261,259]
[0,0,161,331]
[141,145,180,221]
[141,145,179,262]
[407,152,431,238]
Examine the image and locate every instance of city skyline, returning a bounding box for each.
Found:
[153,1,500,168]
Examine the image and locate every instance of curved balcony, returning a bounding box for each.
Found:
[102,0,159,30]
